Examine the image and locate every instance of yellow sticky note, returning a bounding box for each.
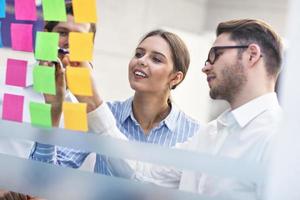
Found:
[66,66,92,96]
[63,102,88,132]
[69,32,94,61]
[72,0,97,23]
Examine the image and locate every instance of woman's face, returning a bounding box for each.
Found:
[128,35,176,94]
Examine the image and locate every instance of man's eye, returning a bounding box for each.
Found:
[215,49,223,56]
[59,32,68,37]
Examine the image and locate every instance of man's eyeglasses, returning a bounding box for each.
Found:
[205,45,249,66]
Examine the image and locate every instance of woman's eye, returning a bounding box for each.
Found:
[152,57,162,63]
[135,52,143,58]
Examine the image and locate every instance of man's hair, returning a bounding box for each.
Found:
[217,19,283,78]
[44,2,96,35]
[139,29,190,89]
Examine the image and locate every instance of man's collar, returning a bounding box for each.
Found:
[231,92,280,128]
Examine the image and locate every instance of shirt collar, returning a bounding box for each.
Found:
[120,97,180,132]
[120,97,134,124]
[163,101,180,132]
[230,92,280,128]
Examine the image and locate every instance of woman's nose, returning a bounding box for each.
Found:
[137,56,147,67]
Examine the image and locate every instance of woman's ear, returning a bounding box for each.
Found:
[170,71,184,89]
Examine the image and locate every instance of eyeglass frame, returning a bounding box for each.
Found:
[204,45,249,66]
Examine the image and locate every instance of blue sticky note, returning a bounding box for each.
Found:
[0,0,5,18]
[0,22,3,47]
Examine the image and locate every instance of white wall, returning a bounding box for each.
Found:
[92,0,211,122]
[0,0,288,123]
[90,0,288,122]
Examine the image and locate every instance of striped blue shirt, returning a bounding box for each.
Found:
[30,97,201,174]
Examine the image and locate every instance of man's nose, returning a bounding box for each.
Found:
[59,37,69,49]
[202,62,212,74]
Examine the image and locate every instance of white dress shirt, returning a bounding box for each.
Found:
[87,92,282,200]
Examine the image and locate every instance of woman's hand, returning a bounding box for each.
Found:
[61,56,103,113]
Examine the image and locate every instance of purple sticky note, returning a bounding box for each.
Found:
[15,0,37,21]
[2,93,24,122]
[5,58,28,87]
[11,23,33,52]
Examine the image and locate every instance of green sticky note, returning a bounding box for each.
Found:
[35,31,59,61]
[29,102,52,128]
[33,65,56,95]
[42,0,66,21]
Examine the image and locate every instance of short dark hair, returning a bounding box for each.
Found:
[217,19,283,78]
[44,2,96,35]
[140,29,190,89]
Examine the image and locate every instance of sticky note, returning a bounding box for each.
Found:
[5,58,28,87]
[33,65,56,95]
[15,0,37,21]
[11,23,33,52]
[72,0,97,23]
[29,102,52,128]
[35,32,59,61]
[0,0,5,18]
[0,22,3,47]
[2,93,24,122]
[42,0,66,21]
[66,67,92,96]
[69,32,94,61]
[63,102,88,132]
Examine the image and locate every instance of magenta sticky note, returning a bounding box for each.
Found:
[15,0,37,21]
[2,93,24,122]
[11,23,33,52]
[5,58,28,87]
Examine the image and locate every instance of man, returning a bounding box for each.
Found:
[83,18,283,199]
[30,2,97,170]
[0,2,96,199]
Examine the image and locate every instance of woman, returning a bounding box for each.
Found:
[31,29,202,175]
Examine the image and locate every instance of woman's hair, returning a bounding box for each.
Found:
[139,29,190,89]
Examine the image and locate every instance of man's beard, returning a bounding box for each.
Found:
[209,60,247,103]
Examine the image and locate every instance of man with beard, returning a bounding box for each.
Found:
[34,19,283,199]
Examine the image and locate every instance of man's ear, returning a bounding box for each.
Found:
[247,43,262,65]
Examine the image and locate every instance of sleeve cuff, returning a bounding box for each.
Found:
[87,102,128,140]
[88,102,117,134]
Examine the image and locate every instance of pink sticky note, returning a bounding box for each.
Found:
[11,23,33,52]
[5,58,28,87]
[2,93,24,122]
[15,0,37,21]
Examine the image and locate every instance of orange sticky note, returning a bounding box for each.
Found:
[63,102,88,132]
[66,66,92,96]
[69,32,94,61]
[72,0,97,23]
